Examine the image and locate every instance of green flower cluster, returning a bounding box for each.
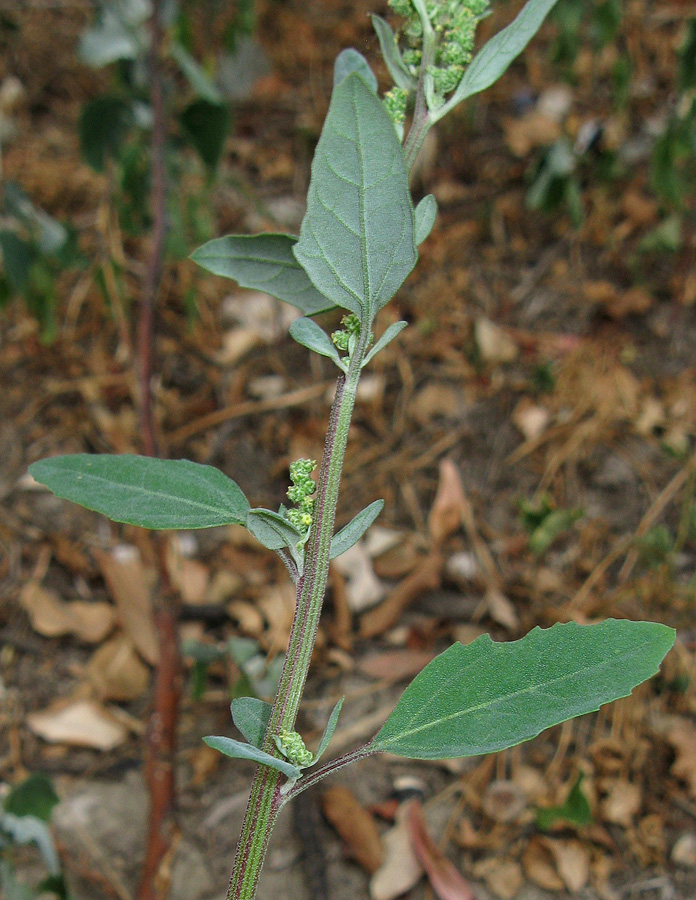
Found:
[389,0,490,99]
[276,729,314,767]
[286,458,316,535]
[331,313,362,353]
[384,87,409,126]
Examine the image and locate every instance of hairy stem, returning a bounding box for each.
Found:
[226,333,370,900]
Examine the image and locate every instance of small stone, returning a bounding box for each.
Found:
[672,833,696,867]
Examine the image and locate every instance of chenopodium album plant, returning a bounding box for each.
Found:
[30,1,675,898]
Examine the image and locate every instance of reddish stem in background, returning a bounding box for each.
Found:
[135,1,180,898]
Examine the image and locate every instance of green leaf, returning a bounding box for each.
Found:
[203,735,300,779]
[415,195,437,245]
[3,775,59,823]
[536,772,593,830]
[180,100,230,172]
[80,96,133,172]
[0,231,35,293]
[246,508,302,552]
[29,455,250,530]
[230,697,273,748]
[362,321,408,367]
[1,814,59,874]
[334,49,378,93]
[289,317,346,371]
[171,41,223,103]
[191,233,334,316]
[434,0,561,122]
[312,697,344,764]
[371,15,418,92]
[293,74,417,323]
[329,500,384,560]
[372,620,675,759]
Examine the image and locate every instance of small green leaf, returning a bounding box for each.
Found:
[203,736,300,779]
[536,772,593,830]
[0,231,35,293]
[329,500,384,560]
[415,195,437,245]
[80,96,133,172]
[334,49,378,93]
[29,455,250,530]
[230,697,273,748]
[312,697,344,764]
[1,814,59,874]
[293,74,417,323]
[180,100,230,172]
[289,317,346,370]
[246,508,302,551]
[171,41,224,103]
[362,321,408,367]
[434,0,561,122]
[3,774,59,823]
[78,6,145,67]
[372,620,675,759]
[371,15,418,92]
[191,233,334,316]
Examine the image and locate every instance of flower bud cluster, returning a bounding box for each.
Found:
[276,729,314,767]
[331,314,362,353]
[388,0,490,102]
[286,458,316,534]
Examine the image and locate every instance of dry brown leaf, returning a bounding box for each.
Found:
[332,542,385,612]
[503,111,561,157]
[97,545,159,665]
[522,838,565,891]
[410,383,462,426]
[472,857,523,900]
[406,800,475,900]
[665,718,696,798]
[600,779,642,826]
[85,634,150,701]
[541,838,590,892]
[672,833,696,867]
[370,800,423,900]
[474,318,518,365]
[165,540,209,605]
[27,699,127,750]
[482,780,527,824]
[227,599,265,637]
[485,587,519,631]
[512,398,550,441]
[360,553,443,639]
[357,649,436,683]
[20,581,115,643]
[321,785,383,874]
[428,459,465,546]
[258,581,296,655]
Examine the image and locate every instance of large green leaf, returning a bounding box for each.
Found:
[293,74,417,322]
[29,455,249,530]
[180,99,230,172]
[3,774,59,823]
[334,48,378,93]
[433,0,561,122]
[372,620,675,759]
[203,736,300,779]
[190,233,334,316]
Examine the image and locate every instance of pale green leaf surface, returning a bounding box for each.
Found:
[171,42,223,103]
[371,15,417,91]
[334,49,378,92]
[313,697,344,763]
[362,322,407,367]
[293,74,417,322]
[29,455,249,530]
[289,318,346,370]
[415,195,437,245]
[191,233,335,316]
[373,620,675,759]
[203,736,300,778]
[329,500,384,560]
[230,698,273,748]
[246,509,302,552]
[435,0,561,121]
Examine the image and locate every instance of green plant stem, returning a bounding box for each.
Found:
[403,11,435,170]
[226,331,370,900]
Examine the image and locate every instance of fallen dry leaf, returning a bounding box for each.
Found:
[357,649,436,683]
[474,317,518,365]
[672,833,696,867]
[165,539,209,605]
[664,718,696,798]
[370,801,424,900]
[321,785,383,874]
[600,779,642,826]
[360,553,443,639]
[482,780,527,824]
[27,699,127,750]
[332,541,385,612]
[20,581,115,643]
[85,634,150,701]
[428,459,465,546]
[410,383,462,426]
[406,799,475,900]
[472,857,524,900]
[504,111,561,157]
[97,545,159,665]
[485,586,519,631]
[541,837,590,892]
[512,398,550,441]
[522,838,565,891]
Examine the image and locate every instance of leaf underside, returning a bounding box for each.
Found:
[372,620,675,759]
[293,73,417,322]
[29,455,249,530]
[230,697,273,748]
[203,736,300,779]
